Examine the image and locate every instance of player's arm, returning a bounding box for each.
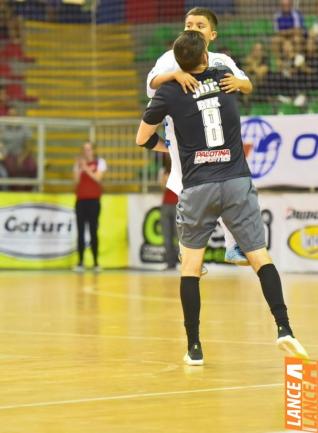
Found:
[219,55,253,94]
[220,74,253,94]
[147,51,199,96]
[151,71,199,94]
[136,89,169,153]
[136,121,168,153]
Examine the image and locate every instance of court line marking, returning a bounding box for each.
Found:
[0,382,282,411]
[0,329,317,348]
[86,288,318,309]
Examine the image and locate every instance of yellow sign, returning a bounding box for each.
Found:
[288,226,318,260]
[0,193,128,269]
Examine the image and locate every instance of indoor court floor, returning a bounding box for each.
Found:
[0,268,317,433]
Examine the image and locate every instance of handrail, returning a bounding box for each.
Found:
[0,116,159,192]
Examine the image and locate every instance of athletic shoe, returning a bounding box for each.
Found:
[277,325,309,360]
[224,245,249,266]
[72,265,85,273]
[93,265,102,273]
[178,253,208,276]
[183,342,204,366]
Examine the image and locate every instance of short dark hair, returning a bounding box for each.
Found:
[173,30,207,72]
[185,7,218,30]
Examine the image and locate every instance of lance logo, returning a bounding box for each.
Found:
[285,357,318,432]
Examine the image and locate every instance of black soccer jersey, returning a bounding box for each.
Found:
[143,66,251,189]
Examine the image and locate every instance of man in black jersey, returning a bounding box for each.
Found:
[136,30,308,365]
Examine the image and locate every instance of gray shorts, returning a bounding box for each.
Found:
[176,177,266,253]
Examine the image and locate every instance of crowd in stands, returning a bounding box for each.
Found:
[0,0,37,188]
[240,0,318,111]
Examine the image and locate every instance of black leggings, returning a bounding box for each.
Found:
[75,199,101,266]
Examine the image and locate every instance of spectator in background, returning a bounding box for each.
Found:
[0,0,22,41]
[306,9,318,89]
[305,36,318,90]
[272,0,306,70]
[159,155,179,270]
[244,43,269,89]
[243,42,269,103]
[263,38,308,107]
[0,107,32,155]
[0,0,12,40]
[73,142,107,273]
[3,140,37,190]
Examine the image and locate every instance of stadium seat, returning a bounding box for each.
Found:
[277,103,304,115]
[307,100,318,114]
[247,19,273,36]
[250,103,275,116]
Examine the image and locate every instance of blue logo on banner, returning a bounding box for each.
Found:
[241,117,282,178]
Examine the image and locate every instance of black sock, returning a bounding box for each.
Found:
[257,264,293,336]
[180,276,201,350]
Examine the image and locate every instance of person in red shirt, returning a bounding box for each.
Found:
[159,155,179,269]
[73,142,107,272]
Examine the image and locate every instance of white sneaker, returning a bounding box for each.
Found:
[277,326,309,360]
[224,245,249,266]
[72,265,85,273]
[93,265,102,273]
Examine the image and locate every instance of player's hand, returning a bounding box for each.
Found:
[174,71,199,94]
[220,73,241,93]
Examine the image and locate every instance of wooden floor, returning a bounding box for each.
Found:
[0,268,317,433]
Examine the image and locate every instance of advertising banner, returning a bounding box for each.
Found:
[241,114,318,188]
[280,194,318,272]
[0,193,128,269]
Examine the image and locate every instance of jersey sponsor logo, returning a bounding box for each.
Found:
[0,204,75,259]
[241,117,282,178]
[194,149,231,164]
[193,81,220,99]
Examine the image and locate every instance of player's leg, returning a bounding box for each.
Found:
[178,241,208,276]
[222,177,308,359]
[161,204,177,269]
[169,204,179,267]
[88,199,101,270]
[177,183,220,365]
[74,199,86,272]
[246,247,308,359]
[218,217,248,266]
[180,244,205,365]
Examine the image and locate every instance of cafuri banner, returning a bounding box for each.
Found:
[0,193,128,269]
[128,193,318,272]
[241,114,318,188]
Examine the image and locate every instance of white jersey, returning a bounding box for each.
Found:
[147,50,249,195]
